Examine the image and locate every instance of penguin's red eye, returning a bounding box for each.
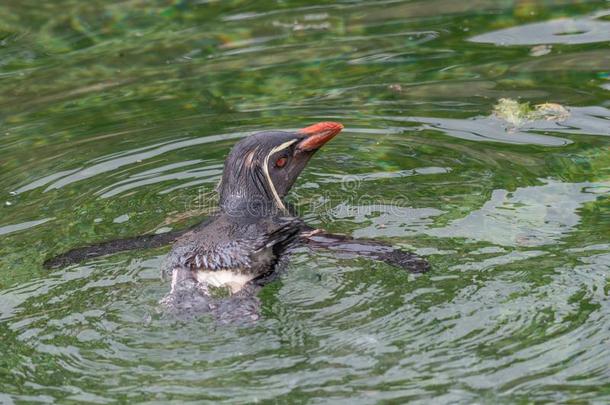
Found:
[275,157,287,168]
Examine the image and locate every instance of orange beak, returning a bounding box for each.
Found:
[296,122,344,151]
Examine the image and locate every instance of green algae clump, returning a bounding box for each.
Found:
[493,98,570,127]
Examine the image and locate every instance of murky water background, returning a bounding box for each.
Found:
[1,1,609,403]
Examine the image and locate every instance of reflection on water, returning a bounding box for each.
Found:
[40,133,245,192]
[1,0,610,403]
[427,179,609,247]
[351,179,609,247]
[414,105,610,145]
[0,218,55,237]
[470,10,610,45]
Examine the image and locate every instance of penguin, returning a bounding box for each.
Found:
[45,122,429,319]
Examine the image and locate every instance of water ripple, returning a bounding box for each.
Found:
[1,1,610,403]
[470,11,610,45]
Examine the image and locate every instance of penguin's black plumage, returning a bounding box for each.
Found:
[45,122,429,320]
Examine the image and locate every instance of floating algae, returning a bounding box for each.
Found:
[534,102,570,121]
[493,98,570,127]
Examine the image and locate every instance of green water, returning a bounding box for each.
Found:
[1,0,609,403]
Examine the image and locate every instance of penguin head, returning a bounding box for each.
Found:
[218,122,343,214]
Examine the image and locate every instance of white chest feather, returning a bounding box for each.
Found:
[195,270,256,294]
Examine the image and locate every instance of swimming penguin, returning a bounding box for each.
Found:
[45,122,429,319]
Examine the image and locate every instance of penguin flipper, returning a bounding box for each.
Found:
[300,229,430,274]
[43,229,190,269]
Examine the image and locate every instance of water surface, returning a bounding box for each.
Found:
[1,1,609,403]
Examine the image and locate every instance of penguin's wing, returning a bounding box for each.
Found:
[43,227,195,269]
[252,216,303,253]
[299,228,430,274]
